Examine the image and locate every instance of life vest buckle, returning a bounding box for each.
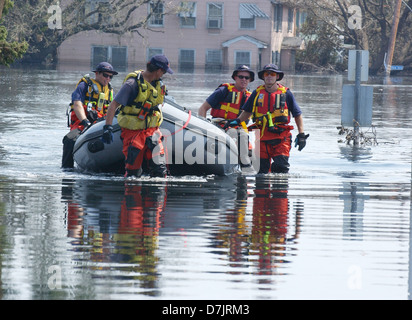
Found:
[137,101,152,120]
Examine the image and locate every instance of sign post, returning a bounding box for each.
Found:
[342,50,373,146]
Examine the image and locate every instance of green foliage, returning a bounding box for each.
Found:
[2,0,14,18]
[0,0,28,66]
[0,26,28,66]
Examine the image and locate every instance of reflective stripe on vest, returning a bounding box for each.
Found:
[251,84,292,139]
[210,83,251,120]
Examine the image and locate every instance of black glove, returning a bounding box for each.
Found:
[80,119,91,131]
[87,109,99,123]
[294,133,309,151]
[102,124,114,144]
[223,118,240,130]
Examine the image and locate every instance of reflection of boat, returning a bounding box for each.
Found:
[73,97,239,176]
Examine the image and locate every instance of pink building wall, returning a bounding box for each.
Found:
[57,1,304,73]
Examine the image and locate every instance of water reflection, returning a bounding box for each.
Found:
[1,69,411,299]
[210,175,303,281]
[63,179,167,297]
[61,175,306,295]
[251,176,292,276]
[340,182,369,240]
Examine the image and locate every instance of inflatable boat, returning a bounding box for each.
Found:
[72,97,240,176]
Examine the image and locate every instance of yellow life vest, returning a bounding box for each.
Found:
[72,76,113,115]
[117,70,166,130]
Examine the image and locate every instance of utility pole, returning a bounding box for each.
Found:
[385,0,403,76]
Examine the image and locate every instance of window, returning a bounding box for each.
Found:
[149,1,164,27]
[295,10,307,36]
[207,3,223,29]
[85,0,111,25]
[240,16,255,30]
[205,49,222,72]
[111,47,127,71]
[92,46,108,64]
[296,9,307,29]
[274,4,283,32]
[239,4,269,30]
[179,49,195,73]
[235,51,251,69]
[91,46,128,72]
[147,48,164,59]
[179,2,197,28]
[272,51,280,66]
[288,8,294,33]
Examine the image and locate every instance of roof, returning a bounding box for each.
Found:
[222,35,268,49]
[239,3,269,19]
[281,37,305,50]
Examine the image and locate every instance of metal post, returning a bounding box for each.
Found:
[354,50,361,147]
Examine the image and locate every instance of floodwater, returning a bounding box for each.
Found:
[0,67,411,301]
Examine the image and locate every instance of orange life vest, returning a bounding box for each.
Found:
[211,83,251,120]
[251,84,293,140]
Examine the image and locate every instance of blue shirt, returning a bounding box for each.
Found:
[241,87,302,118]
[71,81,114,104]
[71,82,88,103]
[114,78,139,106]
[206,86,230,109]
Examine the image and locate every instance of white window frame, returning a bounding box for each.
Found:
[179,48,196,72]
[205,49,223,71]
[148,1,165,27]
[91,45,128,72]
[147,48,164,60]
[234,50,251,68]
[207,2,223,29]
[178,1,197,28]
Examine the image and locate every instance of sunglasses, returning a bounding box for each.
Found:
[102,72,113,79]
[237,75,250,80]
[264,71,277,77]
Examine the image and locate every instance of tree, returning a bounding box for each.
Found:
[296,14,345,72]
[287,0,412,74]
[1,0,180,65]
[0,0,28,66]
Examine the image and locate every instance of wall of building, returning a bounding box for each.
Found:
[57,0,303,73]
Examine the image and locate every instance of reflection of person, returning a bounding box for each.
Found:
[198,65,254,168]
[252,176,289,274]
[226,64,309,174]
[119,183,167,235]
[62,62,117,169]
[102,55,173,178]
[65,179,167,284]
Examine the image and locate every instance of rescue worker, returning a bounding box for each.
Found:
[226,64,309,174]
[198,65,254,168]
[102,55,173,178]
[62,62,117,169]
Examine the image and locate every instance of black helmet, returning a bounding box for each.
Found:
[232,65,255,82]
[258,64,284,81]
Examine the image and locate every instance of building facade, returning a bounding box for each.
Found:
[57,0,306,73]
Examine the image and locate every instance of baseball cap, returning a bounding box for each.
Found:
[150,54,174,74]
[93,62,118,75]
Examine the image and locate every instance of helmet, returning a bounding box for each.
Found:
[258,64,284,81]
[232,65,255,82]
